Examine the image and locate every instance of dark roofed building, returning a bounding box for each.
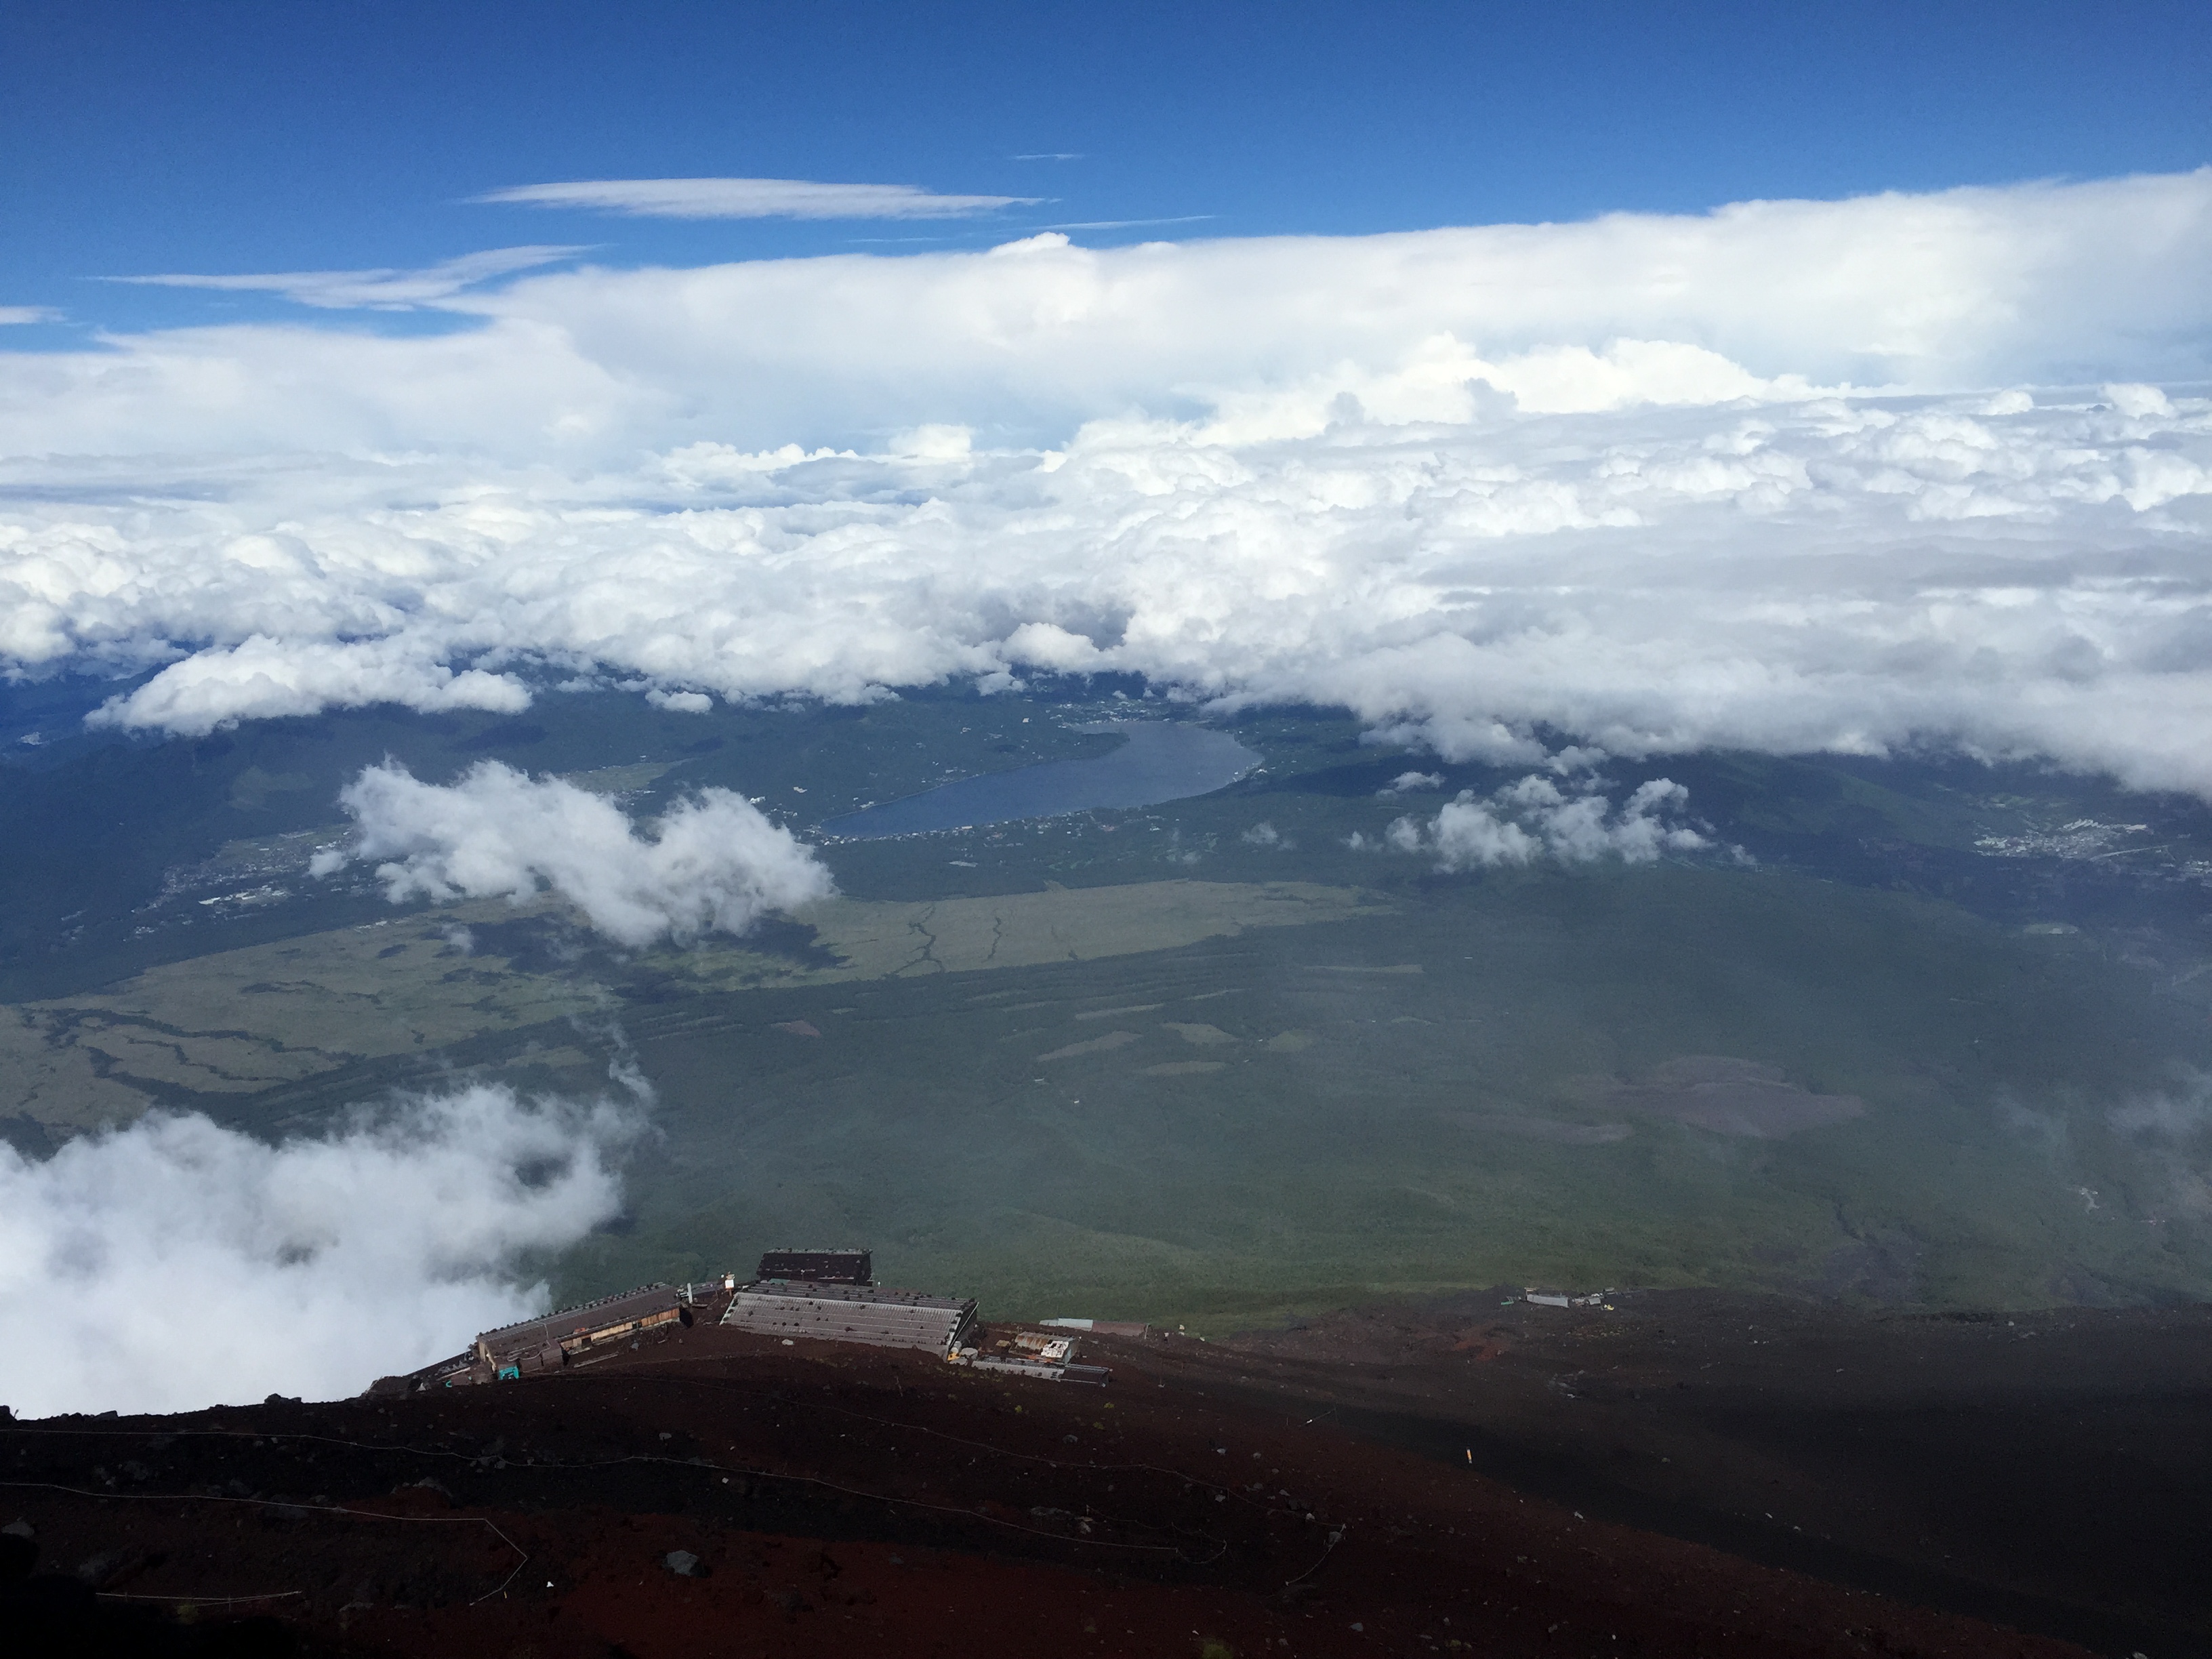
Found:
[756,1248,872,1285]
[720,1280,977,1357]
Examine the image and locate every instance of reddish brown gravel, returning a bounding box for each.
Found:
[1,1293,2135,1659]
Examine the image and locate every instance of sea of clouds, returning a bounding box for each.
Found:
[4,171,2210,1410]
[4,169,2209,794]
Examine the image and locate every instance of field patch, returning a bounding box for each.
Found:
[0,878,1380,1132]
[1039,1030,1141,1062]
[1163,1022,1237,1046]
[1598,1057,1866,1139]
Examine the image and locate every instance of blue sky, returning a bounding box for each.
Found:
[5,0,2208,338]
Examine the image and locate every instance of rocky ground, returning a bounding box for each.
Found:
[3,1288,2206,1658]
[1174,1287,2212,1657]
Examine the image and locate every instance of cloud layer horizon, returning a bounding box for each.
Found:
[5,170,2211,793]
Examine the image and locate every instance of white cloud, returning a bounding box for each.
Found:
[1041,216,1216,231]
[475,178,1040,220]
[0,306,60,326]
[316,761,834,947]
[1380,771,1445,795]
[9,170,2204,462]
[2104,382,2177,419]
[1,172,2210,797]
[105,246,589,310]
[89,635,532,736]
[0,1086,634,1417]
[12,382,2210,792]
[1391,776,1713,870]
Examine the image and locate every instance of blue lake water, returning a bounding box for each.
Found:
[821,721,1259,840]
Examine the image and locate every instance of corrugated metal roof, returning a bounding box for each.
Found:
[476,1284,678,1358]
[720,1282,977,1355]
[737,1281,970,1311]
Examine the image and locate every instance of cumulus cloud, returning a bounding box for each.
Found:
[89,636,532,736]
[106,246,589,310]
[0,1085,634,1417]
[2104,382,2177,419]
[3,172,2211,798]
[475,178,1040,220]
[1380,771,1445,795]
[10,170,2207,460]
[316,761,833,947]
[11,382,2211,792]
[1389,776,1713,870]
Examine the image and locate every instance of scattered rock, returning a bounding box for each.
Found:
[663,1549,705,1578]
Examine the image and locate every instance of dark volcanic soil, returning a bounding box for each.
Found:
[3,1288,2203,1658]
[1164,1288,2212,1658]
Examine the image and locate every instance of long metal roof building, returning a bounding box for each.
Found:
[474,1283,684,1365]
[720,1280,977,1357]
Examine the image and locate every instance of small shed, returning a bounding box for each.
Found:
[756,1248,873,1285]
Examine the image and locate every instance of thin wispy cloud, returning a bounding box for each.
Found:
[1041,215,1215,231]
[1013,152,1084,161]
[0,306,60,325]
[106,245,588,310]
[475,177,1041,220]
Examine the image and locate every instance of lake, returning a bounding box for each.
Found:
[821,721,1258,840]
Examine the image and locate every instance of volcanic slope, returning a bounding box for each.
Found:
[0,1306,2123,1659]
[1148,1287,2212,1659]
